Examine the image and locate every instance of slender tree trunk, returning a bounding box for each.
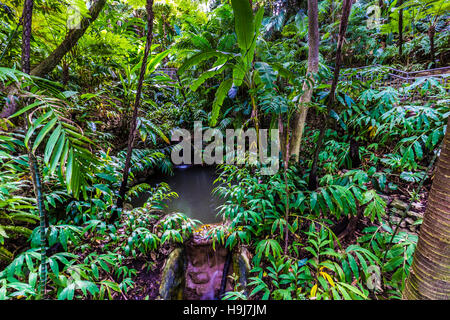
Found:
[403,117,450,299]
[308,0,352,190]
[250,93,260,146]
[398,0,403,57]
[428,25,436,67]
[115,0,155,217]
[284,123,290,255]
[330,0,337,44]
[62,60,69,85]
[289,0,319,161]
[349,135,361,168]
[21,0,47,299]
[22,0,34,185]
[30,0,106,77]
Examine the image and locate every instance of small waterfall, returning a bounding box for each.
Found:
[159,227,250,300]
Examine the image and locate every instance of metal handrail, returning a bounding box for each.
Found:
[340,64,450,79]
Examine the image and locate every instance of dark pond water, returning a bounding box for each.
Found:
[132,165,224,224]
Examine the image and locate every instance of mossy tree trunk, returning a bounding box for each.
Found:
[403,117,450,299]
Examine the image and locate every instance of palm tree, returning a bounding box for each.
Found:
[403,116,450,299]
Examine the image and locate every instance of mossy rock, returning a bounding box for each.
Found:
[123,203,134,211]
[231,247,251,296]
[391,199,408,211]
[159,247,185,300]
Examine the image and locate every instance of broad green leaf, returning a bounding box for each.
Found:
[32,116,58,153]
[49,132,66,174]
[231,0,254,64]
[44,125,62,164]
[210,79,233,127]
[179,50,227,74]
[8,101,44,119]
[147,49,171,74]
[191,63,227,92]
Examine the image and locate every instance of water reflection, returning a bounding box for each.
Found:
[133,166,223,224]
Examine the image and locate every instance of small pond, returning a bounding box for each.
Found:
[132,165,224,224]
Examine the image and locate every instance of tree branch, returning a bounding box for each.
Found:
[30,0,107,77]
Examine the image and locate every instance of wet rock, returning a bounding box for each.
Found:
[232,247,251,296]
[207,251,219,268]
[190,253,207,267]
[411,202,423,211]
[184,233,231,300]
[160,223,249,300]
[159,248,185,300]
[405,218,414,226]
[123,202,133,211]
[407,210,423,219]
[389,207,404,216]
[390,216,402,224]
[389,216,406,228]
[186,250,230,299]
[196,286,205,297]
[189,272,210,284]
[391,199,408,211]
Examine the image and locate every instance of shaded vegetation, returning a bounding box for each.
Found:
[0,0,449,300]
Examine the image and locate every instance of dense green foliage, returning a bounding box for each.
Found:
[0,0,448,300]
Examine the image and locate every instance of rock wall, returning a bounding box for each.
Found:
[183,240,233,300]
[159,228,251,300]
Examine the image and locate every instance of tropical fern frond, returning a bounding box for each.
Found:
[126,183,152,198]
[9,94,99,199]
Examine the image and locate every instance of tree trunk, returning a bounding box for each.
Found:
[21,0,47,299]
[21,0,32,75]
[289,0,319,161]
[115,0,155,217]
[62,60,69,85]
[428,25,436,67]
[30,0,107,77]
[398,0,403,57]
[349,135,361,168]
[330,0,337,44]
[403,116,450,299]
[308,0,353,190]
